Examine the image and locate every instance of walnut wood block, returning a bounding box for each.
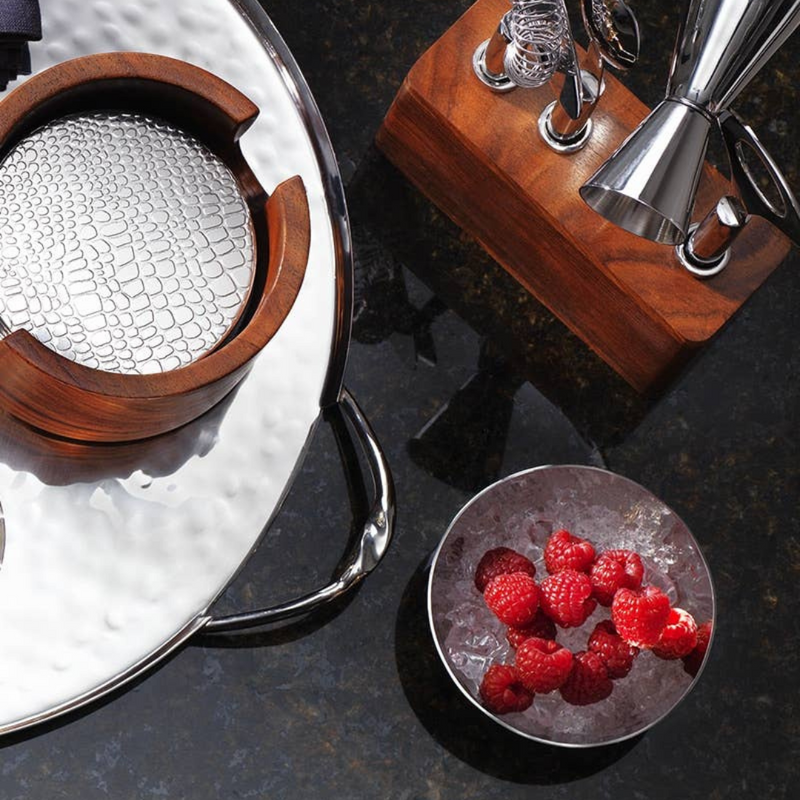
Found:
[376,0,792,393]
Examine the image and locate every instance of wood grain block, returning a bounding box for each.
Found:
[376,0,792,393]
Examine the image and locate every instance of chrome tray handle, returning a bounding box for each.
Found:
[200,387,395,632]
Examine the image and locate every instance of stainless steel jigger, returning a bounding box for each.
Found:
[582,0,800,275]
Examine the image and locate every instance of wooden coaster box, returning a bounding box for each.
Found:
[0,52,311,442]
[376,0,791,393]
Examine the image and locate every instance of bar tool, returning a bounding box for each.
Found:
[506,1,573,92]
[473,5,516,91]
[474,0,581,114]
[473,0,640,152]
[379,0,793,392]
[582,0,800,257]
[474,0,584,117]
[0,53,311,442]
[677,110,800,276]
[474,1,581,105]
[540,0,640,152]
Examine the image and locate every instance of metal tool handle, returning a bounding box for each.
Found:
[542,42,605,151]
[677,195,747,278]
[719,110,800,244]
[472,12,516,92]
[201,387,395,632]
[553,0,583,121]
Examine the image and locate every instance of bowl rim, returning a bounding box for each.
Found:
[426,463,717,748]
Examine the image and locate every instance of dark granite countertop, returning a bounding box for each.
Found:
[1,1,797,797]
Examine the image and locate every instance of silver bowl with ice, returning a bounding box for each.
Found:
[427,465,715,747]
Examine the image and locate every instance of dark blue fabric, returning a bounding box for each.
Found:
[0,42,26,66]
[0,0,42,41]
[0,0,39,88]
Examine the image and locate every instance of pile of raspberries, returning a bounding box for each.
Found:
[474,530,712,714]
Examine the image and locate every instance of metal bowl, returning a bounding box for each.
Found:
[428,465,715,747]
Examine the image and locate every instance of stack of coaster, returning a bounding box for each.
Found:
[0,0,41,91]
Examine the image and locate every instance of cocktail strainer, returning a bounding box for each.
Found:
[0,52,310,442]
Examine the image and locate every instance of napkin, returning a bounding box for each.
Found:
[0,0,41,91]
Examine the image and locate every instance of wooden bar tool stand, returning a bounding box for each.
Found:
[376,0,791,393]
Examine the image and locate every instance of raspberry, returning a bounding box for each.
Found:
[653,608,698,660]
[475,547,536,593]
[587,620,639,679]
[479,664,534,715]
[515,637,573,693]
[683,621,712,677]
[589,549,644,606]
[611,586,671,648]
[539,569,597,628]
[484,572,540,627]
[506,609,558,648]
[559,651,613,706]
[544,529,596,574]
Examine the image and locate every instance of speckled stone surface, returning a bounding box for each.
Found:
[0,1,797,798]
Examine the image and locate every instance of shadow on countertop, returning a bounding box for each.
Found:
[347,147,657,453]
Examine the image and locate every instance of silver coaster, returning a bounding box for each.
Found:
[0,111,256,375]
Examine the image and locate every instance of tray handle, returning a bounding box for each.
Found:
[200,388,395,632]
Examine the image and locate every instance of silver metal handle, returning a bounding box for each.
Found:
[472,13,516,93]
[200,387,395,632]
[719,110,800,245]
[676,195,747,278]
[541,45,604,153]
[554,0,584,121]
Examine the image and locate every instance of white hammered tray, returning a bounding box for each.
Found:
[0,0,392,734]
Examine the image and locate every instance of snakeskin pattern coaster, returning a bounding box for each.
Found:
[0,111,257,374]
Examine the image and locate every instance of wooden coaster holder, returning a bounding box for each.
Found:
[377,0,791,393]
[0,53,310,442]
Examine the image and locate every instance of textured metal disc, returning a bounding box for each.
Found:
[0,111,257,375]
